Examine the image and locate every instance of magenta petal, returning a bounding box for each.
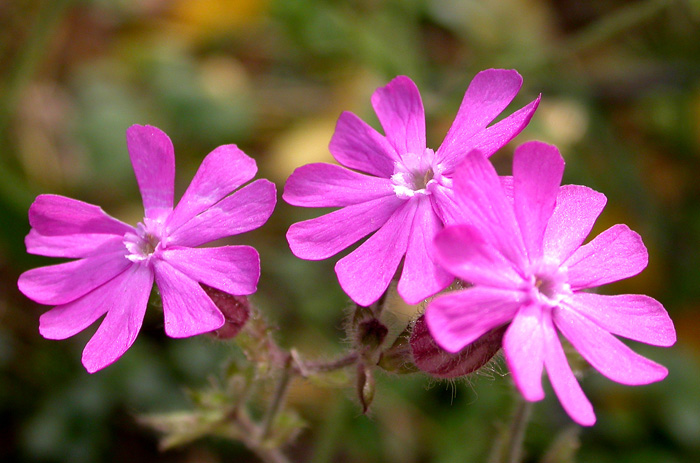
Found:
[329,111,398,177]
[428,183,461,225]
[504,304,546,401]
[18,243,131,305]
[512,142,564,260]
[283,163,395,207]
[453,151,527,268]
[126,125,175,221]
[542,315,596,426]
[370,76,426,157]
[543,185,607,264]
[160,245,260,296]
[153,260,225,338]
[569,292,676,347]
[28,194,132,237]
[437,69,523,164]
[336,201,415,306]
[564,224,648,290]
[167,179,276,248]
[398,196,453,304]
[39,269,132,339]
[26,230,123,258]
[433,225,523,288]
[425,286,521,353]
[80,264,154,373]
[464,96,541,160]
[167,144,257,233]
[287,194,403,260]
[554,306,668,385]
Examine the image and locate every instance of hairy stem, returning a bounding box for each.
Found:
[235,410,292,463]
[293,351,359,376]
[260,353,294,441]
[503,397,533,463]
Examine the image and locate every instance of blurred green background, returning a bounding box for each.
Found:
[1,0,700,462]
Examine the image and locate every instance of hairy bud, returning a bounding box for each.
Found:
[410,315,506,379]
[201,285,250,339]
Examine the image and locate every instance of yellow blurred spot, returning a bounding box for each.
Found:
[538,98,589,148]
[266,118,338,184]
[199,55,250,99]
[169,0,268,38]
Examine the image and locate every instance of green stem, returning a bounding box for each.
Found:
[293,350,358,376]
[234,410,292,463]
[260,353,293,441]
[503,397,533,463]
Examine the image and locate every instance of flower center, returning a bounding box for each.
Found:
[123,218,164,263]
[391,148,443,199]
[526,259,571,307]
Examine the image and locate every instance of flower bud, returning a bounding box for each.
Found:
[201,285,250,339]
[377,326,419,374]
[356,318,389,351]
[356,363,375,414]
[410,315,506,379]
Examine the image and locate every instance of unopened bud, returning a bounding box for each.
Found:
[377,326,419,374]
[356,364,375,414]
[410,315,506,379]
[356,318,389,351]
[201,285,250,339]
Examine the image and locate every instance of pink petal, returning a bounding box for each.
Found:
[26,230,123,258]
[335,201,416,306]
[512,142,564,261]
[166,179,276,248]
[153,259,225,338]
[543,185,607,264]
[453,151,527,269]
[80,264,154,373]
[464,96,541,161]
[425,286,521,353]
[126,125,175,221]
[283,163,395,207]
[554,306,668,385]
[397,196,453,304]
[437,69,523,165]
[428,182,461,226]
[564,224,648,290]
[433,225,523,289]
[39,270,133,339]
[541,314,596,426]
[500,176,514,203]
[28,194,132,237]
[167,144,257,233]
[287,194,403,260]
[160,245,260,296]
[503,303,546,401]
[18,242,131,305]
[329,111,399,177]
[569,292,676,347]
[370,76,426,157]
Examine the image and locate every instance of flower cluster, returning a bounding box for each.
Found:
[283,72,675,425]
[19,70,675,427]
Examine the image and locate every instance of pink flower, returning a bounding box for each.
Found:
[425,141,676,425]
[284,70,540,306]
[18,125,276,373]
